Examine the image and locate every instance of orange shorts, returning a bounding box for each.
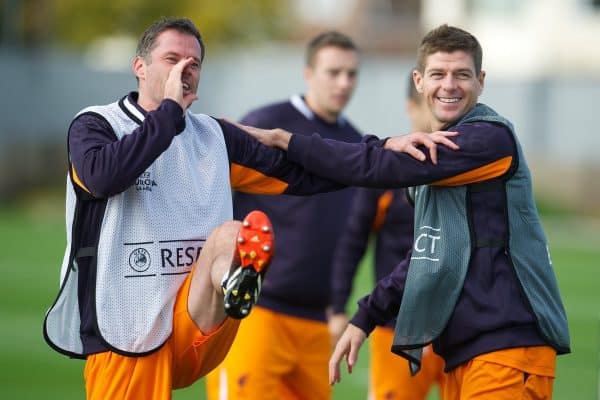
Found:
[206,306,331,400]
[442,346,556,400]
[84,272,240,400]
[369,326,445,400]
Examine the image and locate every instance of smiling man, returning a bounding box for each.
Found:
[234,25,570,400]
[327,25,571,400]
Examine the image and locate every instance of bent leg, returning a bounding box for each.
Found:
[86,212,274,399]
[187,220,242,333]
[189,211,274,331]
[175,211,273,387]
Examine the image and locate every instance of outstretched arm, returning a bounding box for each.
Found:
[232,120,516,190]
[231,120,458,165]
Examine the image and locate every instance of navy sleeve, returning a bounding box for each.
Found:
[349,250,412,334]
[330,188,383,314]
[287,122,516,188]
[68,99,184,198]
[219,119,347,195]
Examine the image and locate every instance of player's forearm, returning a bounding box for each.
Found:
[288,133,438,188]
[349,252,411,332]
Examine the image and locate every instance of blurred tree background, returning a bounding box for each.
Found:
[2,0,291,49]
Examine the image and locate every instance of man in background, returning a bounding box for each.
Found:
[329,73,445,400]
[207,31,363,400]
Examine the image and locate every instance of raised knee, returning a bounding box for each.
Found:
[208,220,241,242]
[220,220,242,233]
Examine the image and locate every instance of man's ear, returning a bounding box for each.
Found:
[413,70,424,93]
[477,70,486,94]
[132,56,146,81]
[303,65,313,83]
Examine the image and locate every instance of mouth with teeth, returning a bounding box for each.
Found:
[437,97,461,103]
[182,82,191,91]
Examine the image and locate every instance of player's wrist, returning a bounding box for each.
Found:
[274,129,292,150]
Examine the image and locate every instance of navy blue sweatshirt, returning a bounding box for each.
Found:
[233,96,363,321]
[286,119,547,371]
[331,188,413,329]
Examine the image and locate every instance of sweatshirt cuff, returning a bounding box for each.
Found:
[160,99,186,134]
[349,306,377,336]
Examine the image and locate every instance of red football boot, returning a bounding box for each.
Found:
[222,210,274,319]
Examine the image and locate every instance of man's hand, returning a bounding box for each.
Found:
[384,131,459,164]
[164,57,198,111]
[328,313,349,350]
[328,323,367,385]
[228,121,293,150]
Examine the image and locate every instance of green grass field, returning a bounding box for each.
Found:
[0,195,598,399]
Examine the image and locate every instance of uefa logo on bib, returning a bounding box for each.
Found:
[129,248,151,272]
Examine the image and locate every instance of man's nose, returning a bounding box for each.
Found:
[441,74,457,90]
[337,73,355,89]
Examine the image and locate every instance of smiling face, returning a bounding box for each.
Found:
[413,50,485,131]
[133,28,202,111]
[303,46,359,123]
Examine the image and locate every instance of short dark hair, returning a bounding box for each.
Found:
[305,31,358,66]
[136,17,205,62]
[416,24,482,75]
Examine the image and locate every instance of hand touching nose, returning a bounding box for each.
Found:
[164,57,198,111]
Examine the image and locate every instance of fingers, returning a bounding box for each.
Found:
[430,131,460,150]
[328,341,346,385]
[346,331,364,373]
[227,123,292,150]
[328,324,367,386]
[419,135,438,165]
[171,57,194,78]
[385,131,460,164]
[228,120,265,141]
[414,131,461,164]
[432,130,459,138]
[404,145,427,162]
